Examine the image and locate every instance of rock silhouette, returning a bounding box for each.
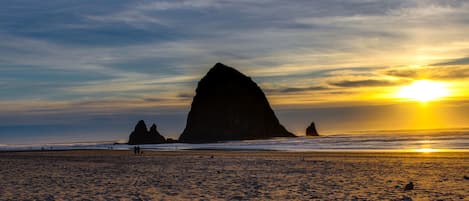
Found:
[179,63,296,143]
[128,120,166,145]
[165,138,179,143]
[306,121,319,136]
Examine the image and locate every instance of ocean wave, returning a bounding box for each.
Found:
[1,129,468,152]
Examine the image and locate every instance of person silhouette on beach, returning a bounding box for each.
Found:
[134,146,142,155]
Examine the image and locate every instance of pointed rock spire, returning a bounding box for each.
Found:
[149,123,166,142]
[306,121,319,136]
[128,120,166,145]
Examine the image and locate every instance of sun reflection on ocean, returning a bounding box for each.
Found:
[415,148,438,153]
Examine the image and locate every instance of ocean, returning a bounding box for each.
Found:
[1,129,468,152]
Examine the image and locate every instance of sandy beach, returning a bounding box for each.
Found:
[0,150,467,201]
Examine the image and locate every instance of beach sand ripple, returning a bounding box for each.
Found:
[0,151,467,200]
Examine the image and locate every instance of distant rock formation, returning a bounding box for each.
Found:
[128,120,166,145]
[306,121,319,136]
[165,138,179,143]
[179,63,296,143]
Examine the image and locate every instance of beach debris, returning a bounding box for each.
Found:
[401,196,413,201]
[404,182,414,191]
[390,196,413,201]
[229,195,244,201]
[44,195,55,201]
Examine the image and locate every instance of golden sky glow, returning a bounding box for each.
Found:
[1,0,469,143]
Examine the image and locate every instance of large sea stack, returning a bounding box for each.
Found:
[179,63,296,143]
[128,120,166,145]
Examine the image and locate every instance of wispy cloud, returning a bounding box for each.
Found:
[328,79,409,88]
[265,86,329,93]
[433,56,469,66]
[383,65,469,80]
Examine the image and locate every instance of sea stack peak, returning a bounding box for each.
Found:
[135,120,147,131]
[179,63,296,143]
[213,62,229,69]
[128,120,166,145]
[207,62,246,77]
[210,62,237,71]
[306,121,319,136]
[149,124,159,135]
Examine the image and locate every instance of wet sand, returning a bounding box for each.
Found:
[0,150,467,200]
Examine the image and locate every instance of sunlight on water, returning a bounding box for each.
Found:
[1,129,469,152]
[415,148,438,153]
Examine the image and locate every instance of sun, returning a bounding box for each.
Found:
[397,80,449,102]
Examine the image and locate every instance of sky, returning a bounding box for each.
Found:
[1,0,469,144]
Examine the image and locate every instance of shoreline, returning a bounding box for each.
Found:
[2,133,468,153]
[2,149,468,158]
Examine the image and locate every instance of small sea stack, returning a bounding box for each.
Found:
[128,120,166,145]
[306,121,319,136]
[179,63,296,143]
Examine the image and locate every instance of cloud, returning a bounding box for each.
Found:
[328,79,407,88]
[433,56,469,66]
[383,65,469,80]
[384,68,419,78]
[0,96,189,116]
[265,86,329,93]
[136,0,219,11]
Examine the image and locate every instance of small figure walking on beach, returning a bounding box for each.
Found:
[133,146,142,155]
